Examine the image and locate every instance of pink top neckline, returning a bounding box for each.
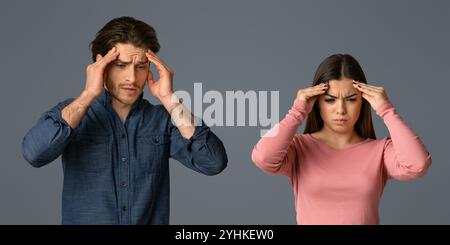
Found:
[305,133,372,152]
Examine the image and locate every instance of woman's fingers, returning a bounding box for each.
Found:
[361,92,373,102]
[298,82,328,100]
[305,83,328,95]
[353,80,382,91]
[353,81,378,96]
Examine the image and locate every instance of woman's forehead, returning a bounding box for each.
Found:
[326,79,360,97]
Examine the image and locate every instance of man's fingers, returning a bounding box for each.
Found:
[147,71,155,85]
[145,53,166,73]
[95,47,118,66]
[146,50,172,73]
[148,70,154,80]
[98,47,119,67]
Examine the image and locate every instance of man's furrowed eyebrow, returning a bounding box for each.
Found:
[116,59,149,65]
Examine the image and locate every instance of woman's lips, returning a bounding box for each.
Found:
[332,119,348,125]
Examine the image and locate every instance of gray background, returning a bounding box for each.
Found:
[0,0,449,224]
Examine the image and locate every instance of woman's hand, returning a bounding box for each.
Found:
[352,80,390,111]
[296,82,329,108]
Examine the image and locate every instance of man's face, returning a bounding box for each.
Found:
[105,43,149,106]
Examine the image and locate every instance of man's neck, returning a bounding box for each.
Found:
[111,98,132,124]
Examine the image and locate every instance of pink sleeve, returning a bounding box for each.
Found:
[251,99,312,176]
[376,101,432,181]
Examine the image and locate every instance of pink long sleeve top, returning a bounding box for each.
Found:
[251,99,432,225]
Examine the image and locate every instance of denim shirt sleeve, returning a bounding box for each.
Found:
[169,118,228,176]
[22,98,75,168]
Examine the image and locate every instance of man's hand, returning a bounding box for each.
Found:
[84,47,119,98]
[145,50,195,139]
[145,49,174,102]
[61,47,119,129]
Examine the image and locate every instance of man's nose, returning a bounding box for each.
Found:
[125,66,136,83]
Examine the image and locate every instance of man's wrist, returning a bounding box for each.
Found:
[160,93,182,113]
[79,90,98,107]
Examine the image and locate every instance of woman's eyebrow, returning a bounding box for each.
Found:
[324,93,357,99]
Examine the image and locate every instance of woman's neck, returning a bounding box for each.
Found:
[311,126,364,149]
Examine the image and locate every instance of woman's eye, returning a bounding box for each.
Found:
[325,99,335,103]
[116,64,126,68]
[137,66,146,69]
[347,98,357,102]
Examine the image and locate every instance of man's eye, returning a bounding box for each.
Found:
[137,66,146,69]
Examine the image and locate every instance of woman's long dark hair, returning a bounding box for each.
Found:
[303,54,376,139]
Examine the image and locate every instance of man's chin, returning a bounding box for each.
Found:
[111,93,140,107]
[120,96,138,105]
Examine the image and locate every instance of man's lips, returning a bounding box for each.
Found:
[120,87,138,94]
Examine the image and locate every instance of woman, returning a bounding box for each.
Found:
[251,54,432,225]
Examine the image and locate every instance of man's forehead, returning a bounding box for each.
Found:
[116,53,148,64]
[115,43,147,62]
[118,52,146,59]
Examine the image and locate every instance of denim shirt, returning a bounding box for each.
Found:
[22,89,228,224]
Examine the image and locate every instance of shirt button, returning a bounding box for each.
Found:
[121,181,127,187]
[121,157,127,162]
[122,206,128,211]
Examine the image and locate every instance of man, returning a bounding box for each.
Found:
[22,16,228,224]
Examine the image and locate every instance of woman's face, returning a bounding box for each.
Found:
[318,77,363,134]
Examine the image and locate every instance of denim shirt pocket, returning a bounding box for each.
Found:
[64,134,110,173]
[136,134,170,173]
